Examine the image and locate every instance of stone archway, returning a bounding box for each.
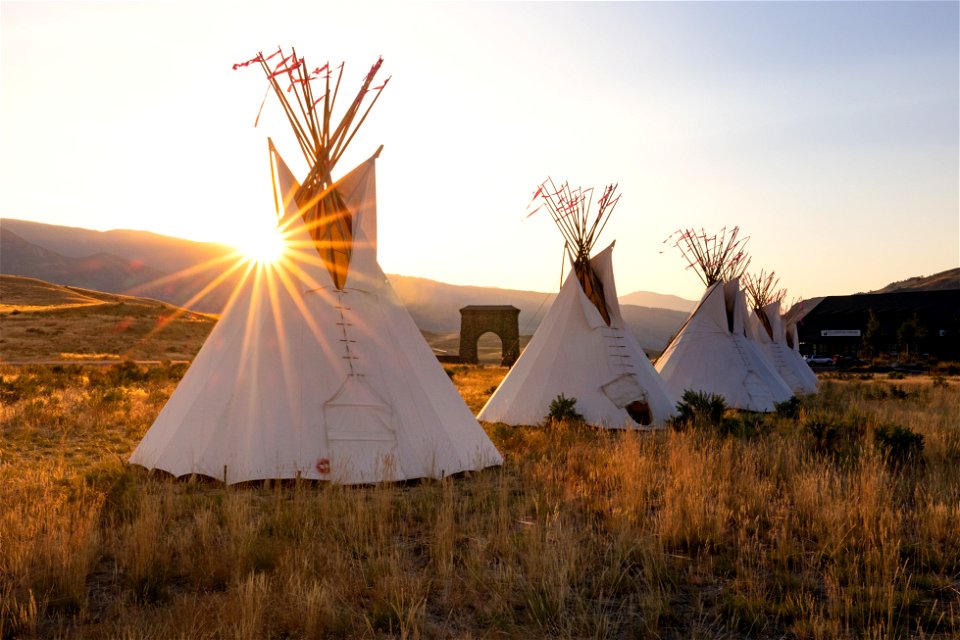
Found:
[459,305,520,366]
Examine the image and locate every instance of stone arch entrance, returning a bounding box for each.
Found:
[459,305,520,366]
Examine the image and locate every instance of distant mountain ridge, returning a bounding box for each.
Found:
[1,221,238,312]
[2,227,168,295]
[618,289,696,313]
[0,217,689,353]
[386,275,690,353]
[1,218,232,275]
[5,218,954,354]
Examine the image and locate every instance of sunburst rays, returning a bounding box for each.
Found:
[122,47,386,369]
[115,200,376,387]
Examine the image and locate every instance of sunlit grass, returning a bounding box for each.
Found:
[1,364,958,638]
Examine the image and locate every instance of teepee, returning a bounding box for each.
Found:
[478,180,676,428]
[130,51,501,484]
[743,272,818,395]
[655,228,793,412]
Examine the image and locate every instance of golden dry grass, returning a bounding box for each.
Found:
[0,275,500,365]
[1,361,958,639]
[0,276,215,363]
[0,276,103,310]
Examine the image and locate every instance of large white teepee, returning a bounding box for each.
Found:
[750,301,818,394]
[479,242,677,428]
[130,147,502,484]
[655,278,794,412]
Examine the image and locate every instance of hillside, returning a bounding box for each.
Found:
[1,227,168,294]
[2,220,240,313]
[357,274,688,354]
[618,289,696,313]
[1,219,690,353]
[2,218,232,276]
[873,267,960,293]
[0,275,216,363]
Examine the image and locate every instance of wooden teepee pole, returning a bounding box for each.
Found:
[236,48,388,290]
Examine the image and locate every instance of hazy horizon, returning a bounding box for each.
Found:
[2,216,705,304]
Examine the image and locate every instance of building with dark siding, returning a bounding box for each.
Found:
[796,289,960,361]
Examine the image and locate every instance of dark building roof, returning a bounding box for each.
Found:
[803,289,958,317]
[797,289,960,358]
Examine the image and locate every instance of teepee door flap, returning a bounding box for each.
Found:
[322,375,398,481]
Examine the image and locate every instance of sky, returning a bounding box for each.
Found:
[2,1,958,302]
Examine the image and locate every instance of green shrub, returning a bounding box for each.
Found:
[874,425,924,467]
[804,415,840,454]
[443,365,468,380]
[108,360,149,386]
[0,378,22,404]
[774,396,801,420]
[721,412,769,439]
[889,385,910,400]
[864,384,889,400]
[673,390,726,428]
[546,393,583,424]
[803,412,866,463]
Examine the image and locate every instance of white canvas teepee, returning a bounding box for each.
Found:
[480,177,675,428]
[130,147,502,484]
[479,242,676,427]
[751,301,818,394]
[655,278,794,412]
[741,271,817,396]
[739,286,789,377]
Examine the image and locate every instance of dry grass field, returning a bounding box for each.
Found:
[1,276,958,638]
[0,276,215,364]
[1,361,958,639]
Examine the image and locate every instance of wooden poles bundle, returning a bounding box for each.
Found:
[238,48,389,289]
[743,270,785,312]
[664,226,752,287]
[530,178,621,325]
[743,269,786,338]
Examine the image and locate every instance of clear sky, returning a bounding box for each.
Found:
[2,1,957,301]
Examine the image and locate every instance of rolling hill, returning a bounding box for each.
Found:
[387,275,690,355]
[0,275,216,363]
[1,218,232,276]
[618,289,696,313]
[872,268,960,293]
[2,220,240,313]
[2,227,169,294]
[1,218,692,354]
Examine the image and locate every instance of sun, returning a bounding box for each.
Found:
[233,219,287,264]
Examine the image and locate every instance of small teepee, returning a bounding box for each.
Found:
[743,272,818,395]
[655,228,793,412]
[130,50,502,484]
[478,180,676,428]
